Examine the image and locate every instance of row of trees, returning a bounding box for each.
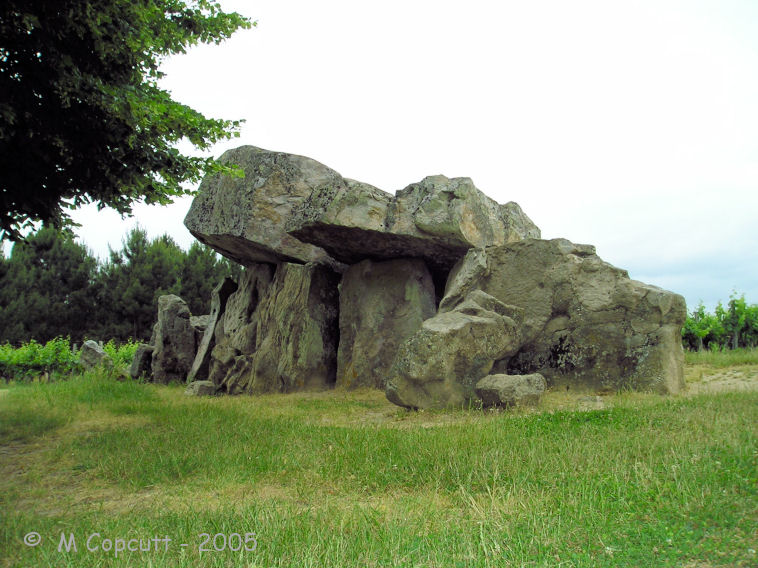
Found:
[682,294,758,351]
[0,227,240,344]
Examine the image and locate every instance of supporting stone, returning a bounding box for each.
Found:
[187,277,238,383]
[336,258,436,389]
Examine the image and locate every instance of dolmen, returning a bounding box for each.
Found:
[138,146,685,409]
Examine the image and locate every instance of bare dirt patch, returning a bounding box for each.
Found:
[684,364,758,395]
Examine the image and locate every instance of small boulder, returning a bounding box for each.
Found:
[185,380,217,396]
[475,373,547,408]
[129,344,154,380]
[79,340,113,370]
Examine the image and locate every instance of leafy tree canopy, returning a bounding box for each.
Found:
[0,0,252,240]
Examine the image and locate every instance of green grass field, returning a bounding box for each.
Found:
[0,363,756,567]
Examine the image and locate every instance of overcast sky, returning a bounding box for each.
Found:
[67,0,757,310]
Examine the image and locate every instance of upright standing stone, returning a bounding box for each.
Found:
[207,264,274,385]
[80,340,113,370]
[337,258,436,389]
[129,344,154,380]
[256,262,339,391]
[187,277,238,383]
[205,263,340,394]
[151,295,197,384]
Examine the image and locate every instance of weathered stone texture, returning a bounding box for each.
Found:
[185,380,218,396]
[209,263,340,394]
[386,290,523,409]
[475,373,547,408]
[289,174,540,277]
[187,277,238,383]
[180,146,687,406]
[129,344,154,380]
[441,239,686,394]
[184,146,341,268]
[151,295,197,384]
[336,258,436,389]
[80,340,112,370]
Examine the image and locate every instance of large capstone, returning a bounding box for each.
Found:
[184,146,342,268]
[209,262,340,394]
[289,174,540,278]
[386,290,523,409]
[151,295,197,384]
[336,258,436,389]
[440,239,686,394]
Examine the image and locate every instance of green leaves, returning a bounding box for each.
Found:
[0,1,252,240]
[682,293,758,351]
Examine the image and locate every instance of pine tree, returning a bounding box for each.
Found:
[97,228,184,341]
[0,227,98,343]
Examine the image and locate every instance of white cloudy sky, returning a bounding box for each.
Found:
[69,0,757,310]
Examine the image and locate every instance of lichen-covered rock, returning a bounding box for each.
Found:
[209,262,340,394]
[337,258,436,389]
[441,239,686,393]
[80,340,112,370]
[129,344,154,380]
[475,373,546,407]
[151,295,197,384]
[183,146,341,268]
[290,174,540,277]
[386,290,523,409]
[187,277,238,383]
